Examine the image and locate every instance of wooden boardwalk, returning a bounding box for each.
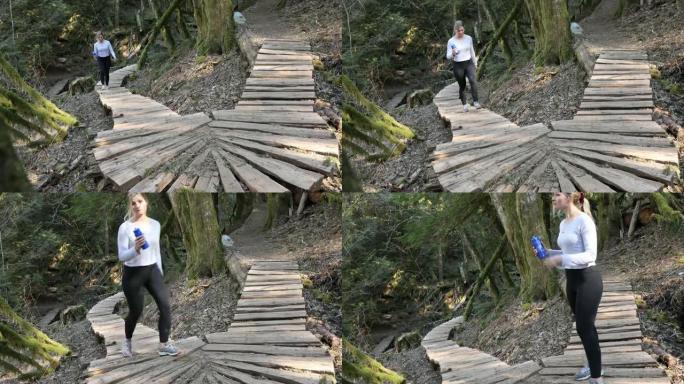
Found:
[92,39,338,192]
[421,316,541,383]
[431,49,679,192]
[533,279,669,384]
[85,260,335,383]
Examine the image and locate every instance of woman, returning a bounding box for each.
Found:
[445,21,480,112]
[536,192,603,383]
[92,31,117,90]
[117,193,178,357]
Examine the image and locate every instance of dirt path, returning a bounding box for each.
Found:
[580,0,641,52]
[230,200,291,263]
[242,0,305,42]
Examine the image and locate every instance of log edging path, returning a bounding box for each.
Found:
[85,260,336,383]
[430,49,679,192]
[92,39,338,193]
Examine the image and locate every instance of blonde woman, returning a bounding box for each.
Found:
[446,20,480,112]
[535,192,604,383]
[117,193,178,357]
[92,31,117,89]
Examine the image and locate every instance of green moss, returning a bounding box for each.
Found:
[342,339,406,384]
[313,289,333,304]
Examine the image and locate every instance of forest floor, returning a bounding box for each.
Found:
[353,0,684,191]
[15,0,342,192]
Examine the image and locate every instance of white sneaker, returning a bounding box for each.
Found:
[588,378,604,384]
[463,104,469,112]
[121,338,133,358]
[103,85,109,90]
[159,342,179,356]
[473,101,482,109]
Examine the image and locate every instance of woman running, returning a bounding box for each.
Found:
[446,20,480,112]
[92,31,117,90]
[117,193,178,357]
[536,192,603,383]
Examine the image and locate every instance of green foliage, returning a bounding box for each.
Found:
[341,339,406,384]
[0,296,70,379]
[342,193,504,342]
[650,193,684,231]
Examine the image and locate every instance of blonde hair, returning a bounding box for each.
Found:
[125,193,148,221]
[570,192,593,219]
[96,31,104,39]
[454,20,464,34]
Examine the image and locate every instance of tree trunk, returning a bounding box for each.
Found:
[462,232,499,300]
[138,0,185,68]
[525,0,573,65]
[480,0,513,66]
[476,0,524,78]
[437,244,444,283]
[463,234,507,319]
[150,0,176,50]
[0,123,30,191]
[627,199,641,239]
[192,0,236,54]
[177,8,191,39]
[169,190,225,278]
[595,193,622,249]
[490,193,559,301]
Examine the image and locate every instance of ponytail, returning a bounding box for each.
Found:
[571,192,593,219]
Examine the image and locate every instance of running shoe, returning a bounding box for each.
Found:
[463,103,469,112]
[159,342,179,356]
[473,101,482,109]
[121,338,133,358]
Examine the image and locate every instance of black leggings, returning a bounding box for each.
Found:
[452,59,479,105]
[97,56,111,86]
[122,264,171,343]
[566,267,603,378]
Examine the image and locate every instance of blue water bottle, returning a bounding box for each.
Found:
[133,228,149,250]
[531,235,547,260]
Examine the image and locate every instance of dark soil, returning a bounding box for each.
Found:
[378,347,442,384]
[127,47,248,115]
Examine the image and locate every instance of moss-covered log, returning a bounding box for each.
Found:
[169,190,226,278]
[0,296,70,379]
[0,53,76,141]
[342,339,405,384]
[192,0,236,54]
[476,0,524,78]
[490,193,559,301]
[525,0,573,65]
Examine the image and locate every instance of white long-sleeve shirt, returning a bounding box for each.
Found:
[92,40,117,60]
[117,218,162,274]
[549,212,597,269]
[446,35,477,65]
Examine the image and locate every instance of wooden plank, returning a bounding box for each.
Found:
[212,360,320,384]
[205,331,319,345]
[209,120,331,139]
[580,100,654,109]
[550,139,678,164]
[203,344,326,357]
[557,147,674,185]
[211,150,245,192]
[548,131,671,147]
[217,150,288,193]
[212,110,328,129]
[241,91,316,99]
[213,129,338,156]
[557,152,663,192]
[556,158,614,192]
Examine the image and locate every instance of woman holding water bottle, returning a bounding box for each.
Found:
[117,193,178,358]
[446,20,480,112]
[534,192,604,383]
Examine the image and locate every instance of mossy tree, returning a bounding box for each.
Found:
[525,0,573,65]
[341,338,405,384]
[489,193,559,301]
[0,296,70,379]
[192,0,236,54]
[169,190,225,279]
[1,52,77,190]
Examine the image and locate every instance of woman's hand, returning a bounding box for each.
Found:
[134,236,146,253]
[542,255,562,269]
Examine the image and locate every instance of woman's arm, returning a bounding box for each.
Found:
[154,221,163,275]
[446,38,454,60]
[107,41,117,60]
[469,36,477,66]
[118,223,137,262]
[561,216,598,268]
